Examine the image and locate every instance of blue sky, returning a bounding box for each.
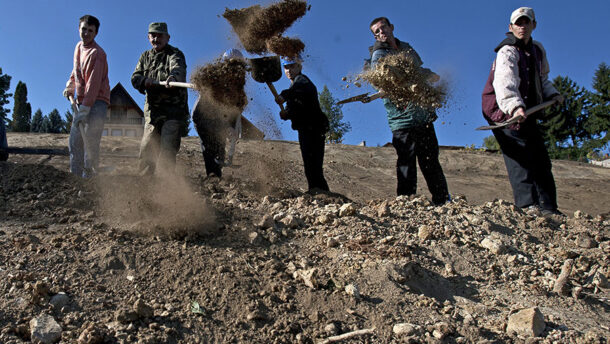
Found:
[1,0,608,147]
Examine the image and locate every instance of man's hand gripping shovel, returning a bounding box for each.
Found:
[67,95,101,175]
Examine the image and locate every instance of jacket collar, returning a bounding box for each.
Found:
[372,37,401,53]
[494,32,533,52]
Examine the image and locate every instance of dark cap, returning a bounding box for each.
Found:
[148,22,168,34]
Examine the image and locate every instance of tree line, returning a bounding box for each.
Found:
[484,62,609,161]
[0,68,73,135]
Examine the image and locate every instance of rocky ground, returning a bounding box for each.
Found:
[0,133,609,343]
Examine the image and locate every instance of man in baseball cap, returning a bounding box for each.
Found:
[481,7,565,219]
[510,7,535,25]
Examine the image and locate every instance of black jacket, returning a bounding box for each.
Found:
[280,74,329,132]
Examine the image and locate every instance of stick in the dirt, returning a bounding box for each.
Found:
[553,259,574,296]
[318,327,375,344]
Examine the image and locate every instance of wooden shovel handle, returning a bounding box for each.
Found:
[156,80,196,89]
[266,82,285,112]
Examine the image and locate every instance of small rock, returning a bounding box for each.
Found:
[257,214,275,229]
[339,203,356,217]
[316,214,332,225]
[418,225,432,241]
[115,309,139,324]
[133,299,154,318]
[77,323,103,344]
[249,232,263,245]
[593,271,609,289]
[30,314,62,344]
[506,307,545,337]
[393,323,417,336]
[326,237,339,248]
[324,322,339,335]
[299,268,318,289]
[345,284,360,299]
[481,237,507,254]
[576,234,597,249]
[50,293,70,309]
[281,215,300,229]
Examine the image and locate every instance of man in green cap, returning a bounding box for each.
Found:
[131,22,189,176]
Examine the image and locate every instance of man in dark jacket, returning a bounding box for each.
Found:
[369,17,450,205]
[481,7,564,217]
[131,22,189,176]
[275,57,330,193]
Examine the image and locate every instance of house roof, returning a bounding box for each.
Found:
[110,82,144,117]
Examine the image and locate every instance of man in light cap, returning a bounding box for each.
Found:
[132,22,189,176]
[482,7,565,218]
[275,56,331,194]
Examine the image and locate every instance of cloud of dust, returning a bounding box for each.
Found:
[96,173,217,239]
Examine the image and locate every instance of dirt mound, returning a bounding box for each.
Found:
[223,0,308,57]
[1,134,609,343]
[361,51,448,109]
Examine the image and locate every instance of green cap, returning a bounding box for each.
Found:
[148,22,168,34]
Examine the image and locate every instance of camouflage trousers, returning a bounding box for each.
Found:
[138,118,182,176]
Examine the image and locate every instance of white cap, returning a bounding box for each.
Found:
[510,7,535,24]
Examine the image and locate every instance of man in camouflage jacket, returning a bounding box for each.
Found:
[131,22,188,175]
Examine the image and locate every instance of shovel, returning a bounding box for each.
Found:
[68,96,94,171]
[248,56,284,112]
[476,99,557,130]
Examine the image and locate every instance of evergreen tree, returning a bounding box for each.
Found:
[62,109,73,134]
[11,81,32,132]
[40,116,51,133]
[46,109,64,133]
[30,108,44,132]
[318,85,351,143]
[587,62,610,151]
[539,76,591,160]
[0,68,11,127]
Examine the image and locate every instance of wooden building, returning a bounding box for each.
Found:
[102,82,265,140]
[102,83,145,137]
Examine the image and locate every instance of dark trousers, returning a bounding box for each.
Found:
[493,123,557,210]
[391,124,449,205]
[194,117,225,178]
[298,129,329,191]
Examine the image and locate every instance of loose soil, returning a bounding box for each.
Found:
[361,52,448,110]
[1,133,609,343]
[223,0,308,57]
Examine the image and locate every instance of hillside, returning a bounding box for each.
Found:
[1,133,608,343]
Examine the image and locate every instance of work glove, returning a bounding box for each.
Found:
[73,105,91,128]
[63,87,74,99]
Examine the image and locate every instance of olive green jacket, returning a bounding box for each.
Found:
[131,44,189,127]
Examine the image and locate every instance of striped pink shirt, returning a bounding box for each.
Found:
[66,40,110,107]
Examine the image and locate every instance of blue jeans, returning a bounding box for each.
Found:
[69,100,107,177]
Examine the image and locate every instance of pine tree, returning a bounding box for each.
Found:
[62,109,73,134]
[0,68,11,127]
[40,116,51,133]
[318,85,351,143]
[587,62,610,151]
[47,109,64,134]
[31,108,44,132]
[11,81,32,132]
[539,76,591,160]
